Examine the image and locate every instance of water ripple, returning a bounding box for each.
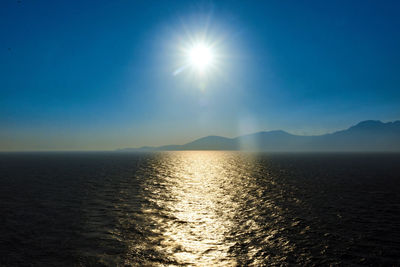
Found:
[0,152,400,266]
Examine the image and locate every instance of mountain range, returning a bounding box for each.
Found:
[118,120,400,152]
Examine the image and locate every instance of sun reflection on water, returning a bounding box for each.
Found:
[122,151,296,266]
[151,152,238,265]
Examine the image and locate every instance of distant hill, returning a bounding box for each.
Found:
[117,120,400,152]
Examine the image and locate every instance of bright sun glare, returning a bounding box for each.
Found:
[173,29,223,78]
[188,43,214,72]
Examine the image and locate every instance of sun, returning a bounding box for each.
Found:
[187,43,215,72]
[173,29,224,78]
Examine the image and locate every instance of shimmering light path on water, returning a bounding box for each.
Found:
[133,152,238,265]
[1,152,400,266]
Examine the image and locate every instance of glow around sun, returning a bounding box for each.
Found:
[172,22,228,80]
[173,35,221,78]
[187,43,215,72]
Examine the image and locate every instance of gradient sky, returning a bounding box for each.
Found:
[1,0,400,150]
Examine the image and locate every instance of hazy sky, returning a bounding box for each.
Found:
[1,0,400,150]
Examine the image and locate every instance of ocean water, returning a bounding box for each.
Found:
[0,152,399,266]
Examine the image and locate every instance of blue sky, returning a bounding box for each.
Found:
[1,0,400,150]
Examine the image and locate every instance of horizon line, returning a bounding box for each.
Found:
[1,119,399,152]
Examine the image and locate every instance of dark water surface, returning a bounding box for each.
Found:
[1,152,400,266]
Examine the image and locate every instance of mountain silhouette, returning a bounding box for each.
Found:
[118,120,400,152]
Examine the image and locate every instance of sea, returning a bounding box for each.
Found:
[0,151,399,266]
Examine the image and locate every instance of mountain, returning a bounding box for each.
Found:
[117,120,400,152]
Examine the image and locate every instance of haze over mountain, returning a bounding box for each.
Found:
[119,120,400,152]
